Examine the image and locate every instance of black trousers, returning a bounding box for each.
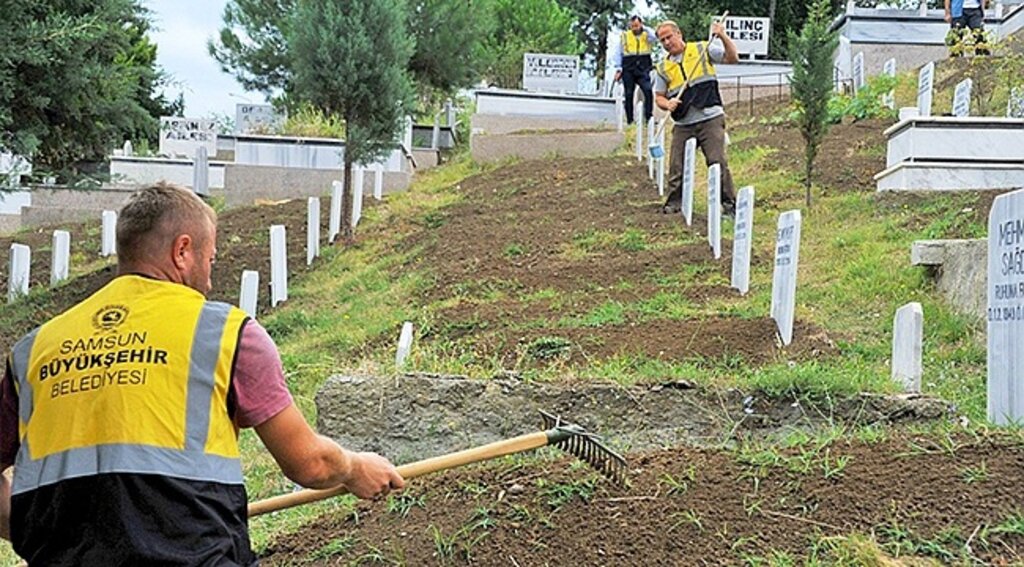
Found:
[622,57,653,125]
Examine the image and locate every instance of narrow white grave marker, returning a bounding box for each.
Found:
[101,210,116,257]
[329,180,343,243]
[731,186,755,295]
[952,78,972,118]
[395,321,414,368]
[239,270,259,318]
[988,188,1024,425]
[431,115,441,149]
[656,124,666,197]
[123,140,133,157]
[373,163,384,201]
[352,168,364,228]
[1008,87,1024,118]
[269,225,288,307]
[647,117,655,179]
[892,302,924,393]
[852,52,865,94]
[51,230,70,286]
[771,210,802,346]
[635,101,644,162]
[707,164,722,260]
[681,137,697,226]
[882,58,897,110]
[192,145,210,197]
[916,62,934,117]
[306,197,320,265]
[403,115,414,152]
[8,243,29,302]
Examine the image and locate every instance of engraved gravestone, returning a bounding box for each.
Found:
[771,210,802,346]
[988,189,1024,425]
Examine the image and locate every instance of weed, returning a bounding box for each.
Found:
[503,242,525,258]
[537,477,596,509]
[385,493,425,517]
[307,536,356,561]
[616,228,648,252]
[960,461,989,484]
[525,336,573,360]
[669,509,704,533]
[820,450,851,480]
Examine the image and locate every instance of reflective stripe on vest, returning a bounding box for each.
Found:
[10,276,247,494]
[622,30,652,56]
[656,41,718,98]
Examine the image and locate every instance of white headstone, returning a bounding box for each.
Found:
[234,103,279,134]
[306,197,320,265]
[635,101,644,162]
[51,230,70,286]
[522,53,580,94]
[835,36,852,93]
[771,210,802,346]
[239,270,259,318]
[731,186,755,295]
[101,210,116,257]
[918,0,928,16]
[892,302,924,393]
[444,99,455,127]
[352,168,364,228]
[707,164,722,260]
[916,62,935,118]
[1006,87,1024,119]
[432,114,441,150]
[395,321,414,368]
[373,163,384,201]
[656,125,666,196]
[852,52,865,94]
[159,117,217,158]
[270,225,288,307]
[681,137,697,226]
[988,188,1024,425]
[122,140,133,157]
[403,115,414,152]
[952,78,972,118]
[882,58,897,110]
[647,117,655,179]
[192,146,210,197]
[8,243,29,302]
[329,180,343,243]
[615,83,625,133]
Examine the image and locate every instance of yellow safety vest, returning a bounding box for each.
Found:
[9,275,248,494]
[656,41,718,97]
[621,30,652,57]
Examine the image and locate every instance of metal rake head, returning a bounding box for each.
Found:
[539,410,628,486]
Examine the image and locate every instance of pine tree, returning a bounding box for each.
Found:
[787,0,838,208]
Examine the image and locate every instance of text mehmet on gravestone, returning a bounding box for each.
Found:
[991,218,1024,322]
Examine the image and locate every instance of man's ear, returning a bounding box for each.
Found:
[171,233,193,270]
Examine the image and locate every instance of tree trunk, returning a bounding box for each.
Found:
[341,133,355,245]
[804,144,814,209]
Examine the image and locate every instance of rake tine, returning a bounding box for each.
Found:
[538,410,628,486]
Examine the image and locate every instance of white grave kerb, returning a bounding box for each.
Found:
[307,197,320,265]
[988,188,1024,425]
[51,230,70,286]
[396,321,414,368]
[952,78,972,118]
[771,210,802,346]
[239,270,259,318]
[731,187,755,295]
[269,225,288,307]
[101,210,117,257]
[707,164,722,260]
[8,243,30,302]
[329,180,343,243]
[682,138,697,226]
[917,62,935,117]
[892,302,924,393]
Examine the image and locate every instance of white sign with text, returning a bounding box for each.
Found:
[682,138,697,226]
[724,17,770,56]
[159,117,217,158]
[707,164,722,260]
[235,103,280,134]
[988,189,1024,425]
[731,187,755,295]
[892,302,924,393]
[522,53,579,93]
[953,78,972,118]
[771,210,802,346]
[917,62,934,118]
[882,57,897,110]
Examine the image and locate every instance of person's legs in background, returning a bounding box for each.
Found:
[622,70,638,125]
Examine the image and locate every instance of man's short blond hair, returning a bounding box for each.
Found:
[116,182,216,265]
[656,20,682,37]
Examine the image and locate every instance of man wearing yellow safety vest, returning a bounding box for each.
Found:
[0,183,404,565]
[654,19,739,216]
[613,15,657,126]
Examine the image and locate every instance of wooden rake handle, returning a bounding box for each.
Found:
[248,430,552,517]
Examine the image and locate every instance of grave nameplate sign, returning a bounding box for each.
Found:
[988,188,1024,425]
[882,58,897,109]
[396,321,414,367]
[192,146,210,197]
[373,163,384,201]
[329,180,343,243]
[8,243,29,302]
[352,168,364,228]
[522,53,579,93]
[122,140,133,157]
[270,225,288,307]
[1007,87,1024,119]
[240,270,259,318]
[307,197,320,265]
[101,210,116,257]
[51,230,70,286]
[234,103,279,134]
[724,17,770,56]
[917,62,934,117]
[892,302,924,393]
[953,78,972,118]
[835,37,852,92]
[635,103,644,162]
[707,164,722,260]
[771,210,802,346]
[656,126,666,196]
[159,117,217,158]
[731,186,755,295]
[852,52,865,94]
[682,138,697,226]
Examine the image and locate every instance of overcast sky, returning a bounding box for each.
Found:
[147,0,658,118]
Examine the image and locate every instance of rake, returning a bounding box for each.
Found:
[248,410,628,517]
[649,11,729,160]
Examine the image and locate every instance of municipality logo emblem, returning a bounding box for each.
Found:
[92,305,129,332]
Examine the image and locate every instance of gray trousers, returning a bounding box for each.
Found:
[664,114,736,207]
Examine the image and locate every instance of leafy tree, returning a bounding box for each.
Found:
[787,0,838,207]
[289,0,413,244]
[482,0,583,88]
[209,0,293,96]
[555,0,631,74]
[406,0,496,105]
[0,0,170,178]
